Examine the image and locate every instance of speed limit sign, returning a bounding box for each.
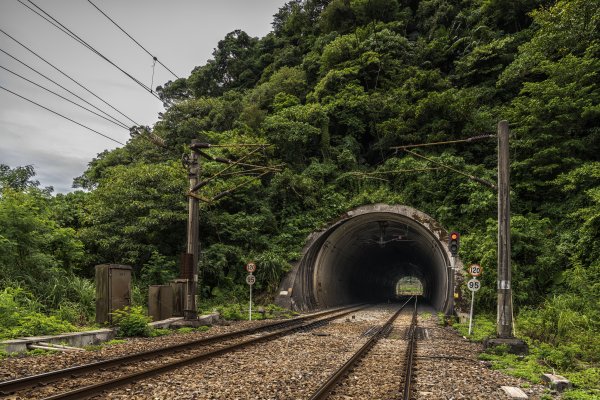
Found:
[246,274,256,285]
[467,278,481,292]
[245,262,256,273]
[468,264,482,276]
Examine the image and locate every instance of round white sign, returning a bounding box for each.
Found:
[467,278,481,292]
[246,274,256,285]
[245,262,256,273]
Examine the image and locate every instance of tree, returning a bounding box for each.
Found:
[1,164,42,193]
[79,162,187,270]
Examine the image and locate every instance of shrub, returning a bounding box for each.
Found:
[0,287,76,339]
[112,306,152,337]
[217,303,246,320]
[12,313,75,337]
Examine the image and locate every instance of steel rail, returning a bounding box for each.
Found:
[308,297,415,400]
[38,305,367,400]
[402,297,419,400]
[0,304,364,395]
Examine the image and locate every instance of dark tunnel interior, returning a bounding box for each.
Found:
[287,211,452,312]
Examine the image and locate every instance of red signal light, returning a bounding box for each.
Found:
[449,232,460,256]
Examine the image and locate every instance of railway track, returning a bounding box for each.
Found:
[0,304,366,400]
[308,296,419,400]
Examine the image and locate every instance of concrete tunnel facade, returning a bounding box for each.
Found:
[275,204,461,313]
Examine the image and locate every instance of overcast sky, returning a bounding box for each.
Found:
[0,0,287,193]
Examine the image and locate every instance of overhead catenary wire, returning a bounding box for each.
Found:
[19,0,162,101]
[0,85,125,145]
[389,134,497,150]
[0,28,139,126]
[86,0,179,80]
[402,148,496,190]
[0,64,130,130]
[0,48,130,129]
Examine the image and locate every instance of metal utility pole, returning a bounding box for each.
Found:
[185,140,200,320]
[497,121,512,338]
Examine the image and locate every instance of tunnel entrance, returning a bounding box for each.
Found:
[276,204,459,313]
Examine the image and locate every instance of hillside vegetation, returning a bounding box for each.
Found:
[1,0,598,393]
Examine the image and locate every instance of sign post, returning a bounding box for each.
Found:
[246,263,256,321]
[467,267,482,335]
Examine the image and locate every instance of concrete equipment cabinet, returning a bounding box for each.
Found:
[170,279,189,317]
[95,264,132,324]
[148,285,173,321]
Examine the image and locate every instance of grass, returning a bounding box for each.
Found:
[454,314,496,341]
[202,302,297,321]
[148,328,171,337]
[453,314,600,399]
[84,338,127,351]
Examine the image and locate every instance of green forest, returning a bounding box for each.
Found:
[1,0,598,396]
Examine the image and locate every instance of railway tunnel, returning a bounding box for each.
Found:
[275,204,460,314]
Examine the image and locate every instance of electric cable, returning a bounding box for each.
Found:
[390,134,497,150]
[86,0,179,80]
[402,148,496,190]
[19,0,162,101]
[1,85,125,145]
[0,48,130,129]
[1,65,131,130]
[0,28,139,126]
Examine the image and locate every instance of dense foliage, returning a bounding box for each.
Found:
[1,0,598,389]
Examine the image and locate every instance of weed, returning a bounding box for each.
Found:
[565,368,600,393]
[561,389,600,400]
[454,314,496,341]
[111,306,152,337]
[149,328,171,337]
[437,312,446,326]
[104,339,126,346]
[177,327,194,334]
[201,302,295,321]
[28,348,53,356]
[196,325,211,332]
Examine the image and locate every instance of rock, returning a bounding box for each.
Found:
[541,373,572,392]
[501,386,528,399]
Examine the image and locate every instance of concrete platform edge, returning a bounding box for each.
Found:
[1,314,215,354]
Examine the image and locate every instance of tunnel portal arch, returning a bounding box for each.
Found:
[275,204,460,313]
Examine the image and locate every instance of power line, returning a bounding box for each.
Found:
[401,148,496,190]
[0,65,130,130]
[0,48,130,129]
[0,85,125,145]
[86,0,180,80]
[389,134,497,150]
[19,0,162,101]
[0,28,139,126]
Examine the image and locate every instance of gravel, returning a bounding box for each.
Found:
[412,313,547,400]
[0,306,551,399]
